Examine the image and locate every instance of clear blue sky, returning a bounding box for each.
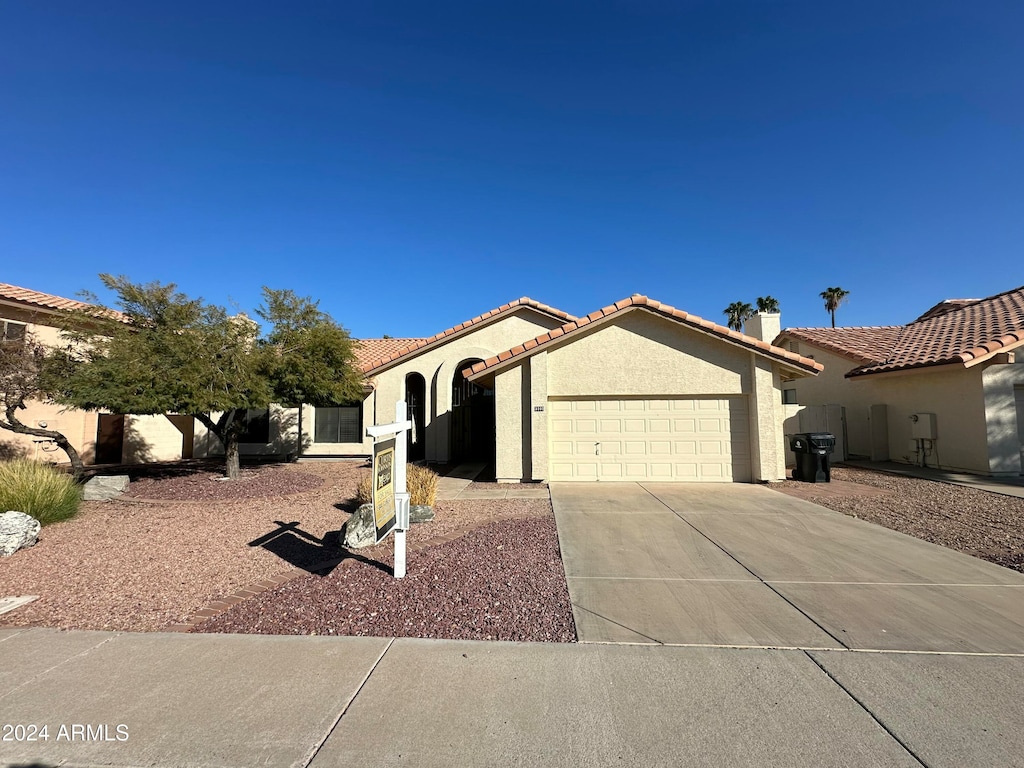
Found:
[2,1,1021,338]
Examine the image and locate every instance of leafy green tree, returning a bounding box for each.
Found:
[0,330,85,477]
[723,301,754,331]
[756,296,780,313]
[48,275,363,479]
[820,286,850,328]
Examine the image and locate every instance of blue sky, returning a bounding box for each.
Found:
[2,1,1021,338]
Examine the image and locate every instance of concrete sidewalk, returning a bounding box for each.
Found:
[3,627,1023,767]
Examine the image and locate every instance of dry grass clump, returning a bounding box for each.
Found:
[0,460,82,525]
[407,464,439,506]
[355,464,440,506]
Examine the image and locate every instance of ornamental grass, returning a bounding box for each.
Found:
[0,460,82,526]
[355,464,440,507]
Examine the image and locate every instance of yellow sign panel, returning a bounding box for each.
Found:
[372,438,396,542]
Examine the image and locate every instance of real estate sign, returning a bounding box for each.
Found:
[372,437,397,543]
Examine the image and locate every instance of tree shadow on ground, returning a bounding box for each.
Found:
[249,520,390,576]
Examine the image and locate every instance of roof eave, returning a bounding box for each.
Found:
[362,301,575,375]
[468,303,822,381]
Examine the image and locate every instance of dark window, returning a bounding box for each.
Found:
[782,389,798,405]
[315,404,362,443]
[2,321,26,343]
[237,408,271,443]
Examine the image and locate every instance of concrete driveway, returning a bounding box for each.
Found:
[551,482,1024,652]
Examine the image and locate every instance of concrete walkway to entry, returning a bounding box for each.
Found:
[551,482,1024,652]
[436,463,549,500]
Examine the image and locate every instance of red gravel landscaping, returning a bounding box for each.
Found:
[123,463,324,501]
[193,516,577,642]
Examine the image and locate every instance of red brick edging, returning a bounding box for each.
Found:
[167,517,530,633]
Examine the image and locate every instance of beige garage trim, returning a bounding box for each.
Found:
[548,397,752,482]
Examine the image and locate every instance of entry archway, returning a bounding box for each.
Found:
[405,372,426,461]
[450,359,495,463]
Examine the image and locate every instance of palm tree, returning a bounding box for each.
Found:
[723,301,754,331]
[756,296,780,313]
[820,287,850,328]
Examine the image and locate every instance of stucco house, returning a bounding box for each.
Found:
[204,295,821,483]
[0,282,195,464]
[775,285,1024,477]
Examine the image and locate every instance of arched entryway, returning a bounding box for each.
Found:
[405,372,426,461]
[450,359,495,463]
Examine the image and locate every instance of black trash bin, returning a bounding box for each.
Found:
[789,432,836,483]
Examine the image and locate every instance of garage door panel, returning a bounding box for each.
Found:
[550,397,751,482]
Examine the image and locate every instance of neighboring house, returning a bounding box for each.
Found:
[0,282,194,465]
[202,295,821,483]
[775,285,1024,477]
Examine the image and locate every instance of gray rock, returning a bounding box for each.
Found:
[83,475,130,501]
[0,511,41,557]
[342,503,377,549]
[410,504,434,523]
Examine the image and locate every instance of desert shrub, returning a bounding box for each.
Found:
[353,464,440,507]
[355,473,372,505]
[0,460,81,525]
[407,464,439,506]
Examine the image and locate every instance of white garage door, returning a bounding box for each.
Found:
[549,397,752,482]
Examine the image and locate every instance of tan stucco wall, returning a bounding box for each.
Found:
[749,356,786,481]
[123,414,194,463]
[194,404,300,458]
[546,311,751,397]
[0,303,99,464]
[779,347,873,455]
[782,337,996,474]
[495,365,525,482]
[494,309,796,482]
[370,308,566,463]
[982,362,1024,475]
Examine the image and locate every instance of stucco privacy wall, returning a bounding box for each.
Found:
[494,309,790,482]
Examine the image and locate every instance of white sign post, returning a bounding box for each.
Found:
[366,400,412,578]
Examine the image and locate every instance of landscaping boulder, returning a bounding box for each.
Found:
[342,502,435,548]
[342,504,377,549]
[83,475,130,501]
[410,504,434,523]
[0,511,41,557]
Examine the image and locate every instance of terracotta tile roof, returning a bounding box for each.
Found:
[360,298,576,374]
[0,282,129,323]
[850,285,1024,376]
[778,326,903,365]
[354,338,426,369]
[464,295,822,378]
[780,285,1024,378]
[0,282,104,314]
[912,299,980,323]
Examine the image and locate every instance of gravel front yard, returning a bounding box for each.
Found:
[0,461,573,639]
[193,515,575,642]
[773,466,1024,573]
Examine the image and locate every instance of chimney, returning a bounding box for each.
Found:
[745,312,780,344]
